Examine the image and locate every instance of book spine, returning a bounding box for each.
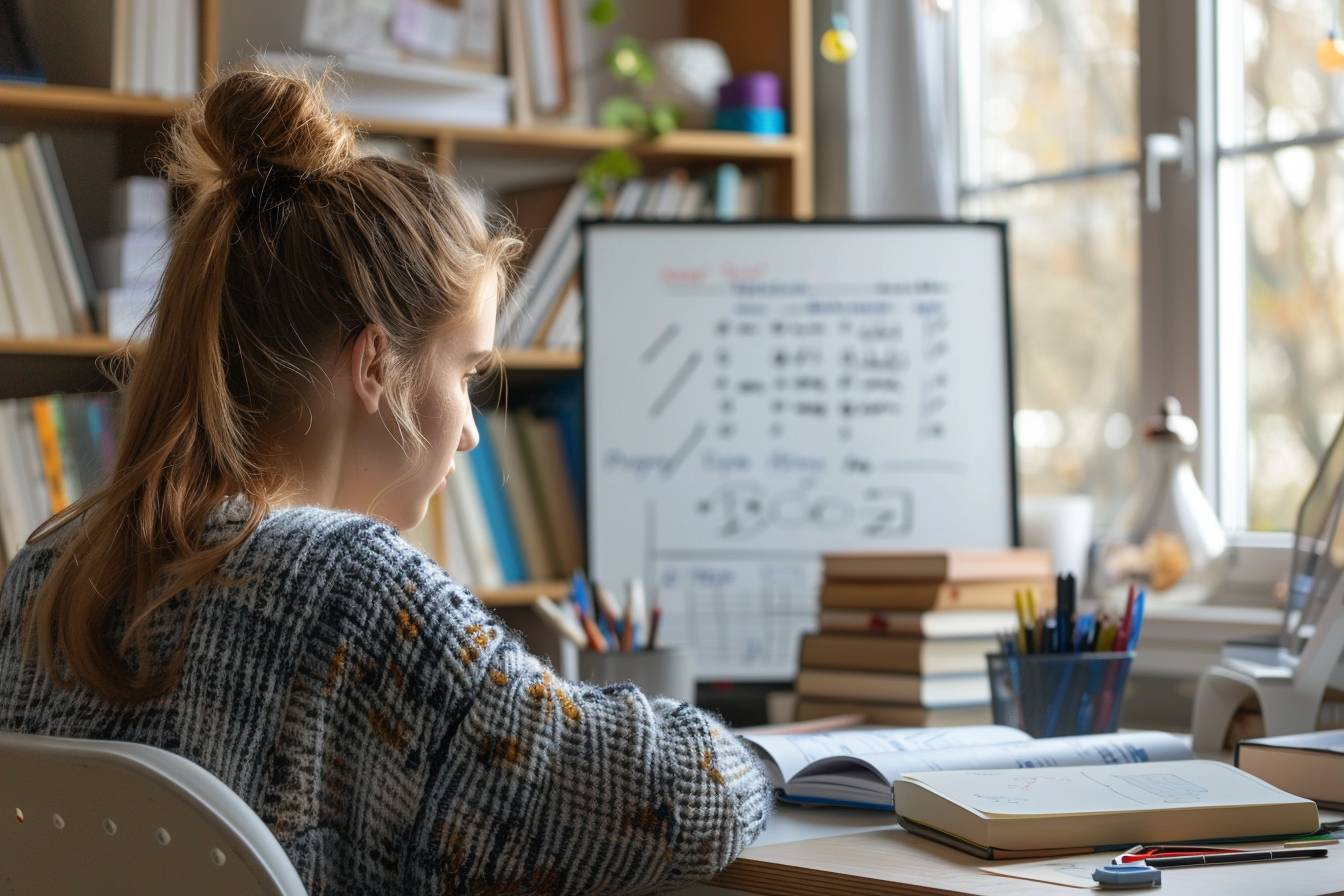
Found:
[37,135,98,322]
[468,410,529,582]
[448,455,505,588]
[30,398,70,514]
[21,135,91,333]
[487,412,555,579]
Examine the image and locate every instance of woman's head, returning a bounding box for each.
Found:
[162,68,517,527]
[24,68,521,701]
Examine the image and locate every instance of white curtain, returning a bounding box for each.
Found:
[812,0,956,217]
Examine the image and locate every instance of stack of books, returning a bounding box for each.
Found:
[0,134,97,338]
[92,176,171,339]
[111,0,199,97]
[793,549,1054,727]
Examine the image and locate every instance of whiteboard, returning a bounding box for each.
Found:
[583,222,1017,680]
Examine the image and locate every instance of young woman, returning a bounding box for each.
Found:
[0,70,771,894]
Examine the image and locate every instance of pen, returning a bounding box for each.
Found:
[647,602,662,650]
[1126,588,1147,651]
[1142,847,1327,868]
[532,595,588,648]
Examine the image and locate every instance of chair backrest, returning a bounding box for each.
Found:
[0,731,307,896]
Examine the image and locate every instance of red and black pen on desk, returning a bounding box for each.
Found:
[533,571,661,653]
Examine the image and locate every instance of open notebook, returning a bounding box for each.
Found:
[740,726,1192,810]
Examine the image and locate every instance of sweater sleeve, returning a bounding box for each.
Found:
[327,519,773,895]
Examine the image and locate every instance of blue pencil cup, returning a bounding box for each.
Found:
[986,652,1135,738]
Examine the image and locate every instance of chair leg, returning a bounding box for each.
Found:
[1191,667,1254,754]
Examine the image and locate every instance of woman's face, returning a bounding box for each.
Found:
[346,272,498,530]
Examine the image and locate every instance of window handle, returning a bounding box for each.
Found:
[1144,117,1195,212]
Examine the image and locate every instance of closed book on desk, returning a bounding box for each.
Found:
[892,760,1319,857]
[819,579,1050,611]
[1235,729,1344,809]
[800,633,995,676]
[818,609,1016,638]
[823,548,1050,582]
[795,699,993,728]
[795,669,989,707]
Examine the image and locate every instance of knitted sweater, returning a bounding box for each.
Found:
[0,498,773,894]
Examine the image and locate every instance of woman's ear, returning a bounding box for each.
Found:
[350,325,387,414]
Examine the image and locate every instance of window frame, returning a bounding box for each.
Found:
[953,0,1297,590]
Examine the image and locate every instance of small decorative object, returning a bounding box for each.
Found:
[1092,398,1232,608]
[713,72,786,135]
[641,38,731,129]
[1320,30,1344,71]
[820,10,858,64]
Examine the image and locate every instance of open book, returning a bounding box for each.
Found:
[740,725,1193,810]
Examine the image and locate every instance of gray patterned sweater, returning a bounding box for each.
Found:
[0,498,773,894]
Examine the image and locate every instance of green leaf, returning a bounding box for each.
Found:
[579,148,641,202]
[599,96,648,131]
[606,36,652,82]
[648,103,680,135]
[587,0,616,26]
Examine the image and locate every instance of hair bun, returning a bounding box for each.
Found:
[166,68,357,196]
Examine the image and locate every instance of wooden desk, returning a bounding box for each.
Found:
[691,806,1344,896]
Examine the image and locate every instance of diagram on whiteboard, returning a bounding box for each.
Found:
[585,224,1015,680]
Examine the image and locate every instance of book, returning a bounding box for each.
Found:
[1235,729,1344,809]
[486,413,555,579]
[469,410,529,582]
[445,458,502,588]
[516,411,584,573]
[0,147,62,337]
[892,760,1319,857]
[818,609,1017,638]
[794,698,992,728]
[819,579,1051,611]
[6,142,73,334]
[742,727,1192,811]
[823,548,1051,582]
[794,668,990,708]
[799,633,996,676]
[20,135,93,333]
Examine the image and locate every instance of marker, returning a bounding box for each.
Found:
[1142,847,1326,868]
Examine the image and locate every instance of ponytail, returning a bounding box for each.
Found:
[23,68,521,702]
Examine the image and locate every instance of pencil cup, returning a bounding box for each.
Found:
[577,647,695,705]
[986,652,1134,738]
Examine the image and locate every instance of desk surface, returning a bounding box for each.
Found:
[701,807,1344,896]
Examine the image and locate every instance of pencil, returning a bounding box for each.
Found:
[647,603,663,650]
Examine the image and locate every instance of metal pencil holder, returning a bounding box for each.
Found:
[986,652,1135,738]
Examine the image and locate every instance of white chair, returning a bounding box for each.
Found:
[1191,572,1344,753]
[0,731,306,895]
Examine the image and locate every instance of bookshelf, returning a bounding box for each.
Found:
[0,0,815,607]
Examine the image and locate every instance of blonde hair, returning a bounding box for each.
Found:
[23,68,522,703]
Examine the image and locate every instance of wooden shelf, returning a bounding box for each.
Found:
[0,82,184,125]
[0,338,580,400]
[0,81,801,162]
[475,580,566,608]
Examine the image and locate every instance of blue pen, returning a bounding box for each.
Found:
[1126,589,1147,651]
[571,570,592,619]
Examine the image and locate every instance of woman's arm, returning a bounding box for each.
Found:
[320,519,773,894]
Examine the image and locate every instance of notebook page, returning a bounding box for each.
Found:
[849,731,1191,783]
[742,725,1028,784]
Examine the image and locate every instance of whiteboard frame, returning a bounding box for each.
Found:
[578,218,1020,581]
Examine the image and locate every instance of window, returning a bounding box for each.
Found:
[1218,0,1344,532]
[957,0,1141,527]
[956,0,1344,540]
